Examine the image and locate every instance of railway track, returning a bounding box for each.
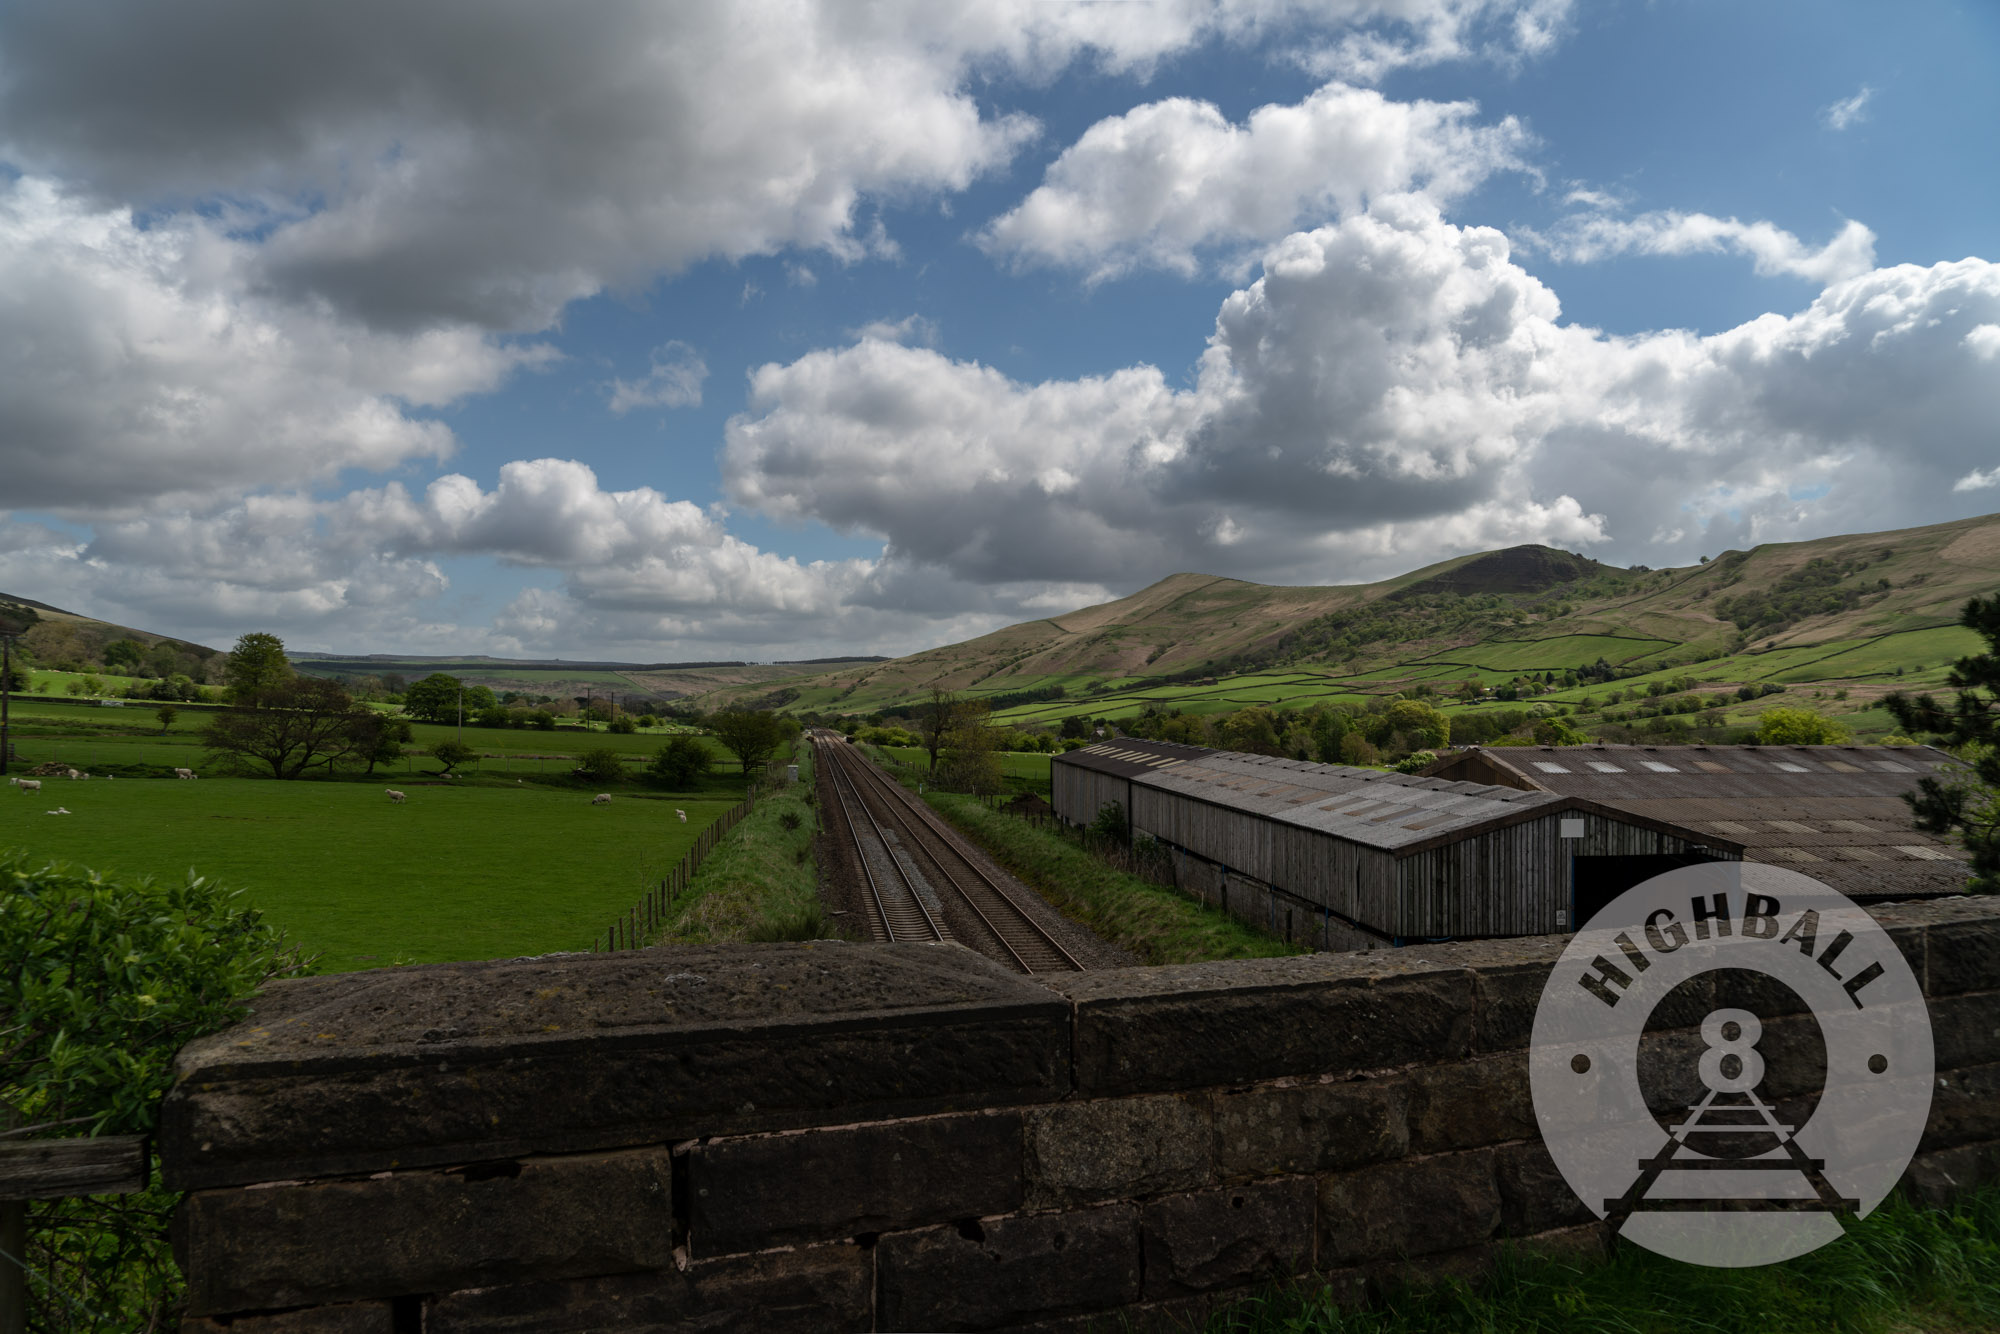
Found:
[818,731,947,946]
[812,732,1085,975]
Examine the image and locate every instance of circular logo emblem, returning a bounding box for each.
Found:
[1530,862,1933,1267]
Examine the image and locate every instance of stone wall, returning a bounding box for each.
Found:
[162,897,2000,1333]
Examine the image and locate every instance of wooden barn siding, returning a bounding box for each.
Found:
[1133,787,1397,928]
[1052,764,1131,829]
[1393,814,1738,939]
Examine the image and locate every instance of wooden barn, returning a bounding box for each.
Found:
[1053,739,1740,949]
[1421,743,1970,908]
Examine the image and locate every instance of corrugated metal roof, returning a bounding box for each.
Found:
[1059,741,1637,853]
[1428,744,1969,898]
[1444,743,1957,799]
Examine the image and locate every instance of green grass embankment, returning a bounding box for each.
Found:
[920,792,1302,965]
[651,742,835,944]
[1209,1185,2000,1333]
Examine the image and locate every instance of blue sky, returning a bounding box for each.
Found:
[0,1,1995,660]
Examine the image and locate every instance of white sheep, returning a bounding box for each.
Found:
[675,808,687,823]
[66,769,80,780]
[16,779,41,793]
[174,767,195,780]
[46,807,70,815]
[386,789,407,804]
[592,793,611,805]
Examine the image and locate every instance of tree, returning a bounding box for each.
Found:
[710,709,783,773]
[917,688,963,770]
[648,735,713,787]
[223,632,292,701]
[1534,716,1588,746]
[1755,707,1848,746]
[937,699,1003,795]
[1366,699,1451,756]
[402,672,465,723]
[155,704,178,733]
[102,637,146,671]
[351,713,413,774]
[430,739,477,775]
[1887,593,2000,892]
[202,676,369,779]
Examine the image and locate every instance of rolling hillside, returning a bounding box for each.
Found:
[693,512,2000,733]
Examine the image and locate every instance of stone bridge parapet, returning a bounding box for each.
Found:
[164,898,2000,1332]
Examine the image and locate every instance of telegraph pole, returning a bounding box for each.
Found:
[0,631,16,777]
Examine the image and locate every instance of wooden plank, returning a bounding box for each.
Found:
[0,1136,148,1200]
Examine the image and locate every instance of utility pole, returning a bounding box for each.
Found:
[0,631,16,777]
[457,686,465,744]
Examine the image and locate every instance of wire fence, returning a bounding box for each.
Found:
[592,787,758,952]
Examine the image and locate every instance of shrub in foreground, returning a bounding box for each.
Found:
[0,851,310,1330]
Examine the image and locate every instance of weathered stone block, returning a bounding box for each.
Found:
[424,1242,872,1333]
[1926,917,2000,997]
[1318,1150,1500,1266]
[181,1304,392,1334]
[1493,1139,1592,1237]
[689,1111,1022,1254]
[1921,1063,2000,1154]
[1025,1094,1212,1209]
[174,1149,673,1316]
[1051,955,1477,1097]
[1901,1138,2000,1208]
[876,1205,1141,1331]
[1927,990,2000,1073]
[1408,1054,1533,1153]
[1139,1178,1315,1300]
[161,942,1069,1189]
[1213,1079,1406,1179]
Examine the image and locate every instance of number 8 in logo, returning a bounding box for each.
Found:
[1698,1007,1765,1094]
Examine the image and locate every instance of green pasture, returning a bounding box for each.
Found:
[1761,625,1979,682]
[1,778,734,972]
[1414,632,1675,670]
[876,745,1053,787]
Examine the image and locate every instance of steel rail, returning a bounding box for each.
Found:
[832,740,1085,974]
[813,734,945,945]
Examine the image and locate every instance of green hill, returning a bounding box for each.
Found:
[693,512,2000,738]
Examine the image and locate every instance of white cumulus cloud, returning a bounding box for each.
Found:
[1537,210,1878,285]
[979,81,1533,279]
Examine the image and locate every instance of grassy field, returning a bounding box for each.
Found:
[877,745,1054,789]
[1,777,734,971]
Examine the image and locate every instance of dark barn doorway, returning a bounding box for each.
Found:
[1572,853,1723,929]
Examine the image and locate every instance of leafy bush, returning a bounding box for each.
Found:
[647,735,712,787]
[1,852,309,1329]
[1091,799,1130,845]
[607,716,637,735]
[1755,707,1849,746]
[573,746,626,784]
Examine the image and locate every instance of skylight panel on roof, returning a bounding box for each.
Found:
[1641,761,1679,772]
[1587,762,1623,773]
[1872,761,1914,772]
[1773,762,1810,773]
[1533,761,1571,773]
[1896,845,1956,860]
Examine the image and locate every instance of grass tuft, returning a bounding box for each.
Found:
[1206,1186,2000,1334]
[920,791,1303,965]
